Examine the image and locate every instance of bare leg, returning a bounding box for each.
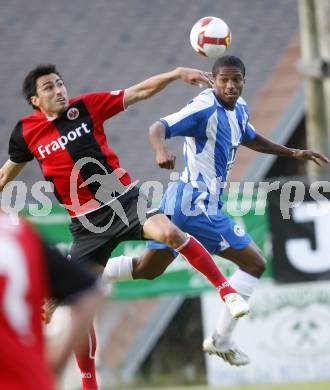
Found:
[142,213,187,247]
[142,214,248,314]
[220,241,266,278]
[104,214,250,317]
[132,248,176,280]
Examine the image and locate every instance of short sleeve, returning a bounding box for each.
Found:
[81,91,125,122]
[242,121,257,143]
[44,245,98,302]
[8,121,34,163]
[161,91,216,139]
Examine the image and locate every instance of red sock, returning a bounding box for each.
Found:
[177,235,236,300]
[74,326,99,390]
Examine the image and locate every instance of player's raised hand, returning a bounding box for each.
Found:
[155,146,176,169]
[293,149,330,166]
[177,67,214,88]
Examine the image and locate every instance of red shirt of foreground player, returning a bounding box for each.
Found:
[0,214,55,390]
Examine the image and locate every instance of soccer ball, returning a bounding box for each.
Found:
[190,16,231,58]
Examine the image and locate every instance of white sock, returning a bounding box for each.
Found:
[214,269,259,342]
[102,255,133,283]
[230,269,259,297]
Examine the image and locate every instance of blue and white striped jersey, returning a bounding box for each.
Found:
[160,88,256,196]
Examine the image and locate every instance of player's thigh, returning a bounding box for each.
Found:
[142,213,185,245]
[133,248,176,279]
[218,241,266,277]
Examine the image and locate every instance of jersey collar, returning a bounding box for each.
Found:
[212,90,237,111]
[32,105,70,121]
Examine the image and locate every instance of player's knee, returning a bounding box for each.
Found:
[158,225,185,249]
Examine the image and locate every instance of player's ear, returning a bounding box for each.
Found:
[30,95,39,107]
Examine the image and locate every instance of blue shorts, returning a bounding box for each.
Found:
[147,182,252,255]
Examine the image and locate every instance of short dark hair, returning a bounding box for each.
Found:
[212,55,246,77]
[22,64,62,107]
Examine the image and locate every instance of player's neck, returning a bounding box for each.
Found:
[46,114,58,121]
[41,109,61,121]
[214,94,236,111]
[220,99,236,111]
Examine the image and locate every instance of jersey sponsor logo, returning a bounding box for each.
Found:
[37,122,91,159]
[110,90,121,96]
[67,107,80,120]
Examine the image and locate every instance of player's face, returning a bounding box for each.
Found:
[31,73,69,118]
[213,66,245,108]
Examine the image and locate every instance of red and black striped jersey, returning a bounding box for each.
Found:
[9,91,131,217]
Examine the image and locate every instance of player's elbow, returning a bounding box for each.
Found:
[149,122,157,136]
[149,121,165,138]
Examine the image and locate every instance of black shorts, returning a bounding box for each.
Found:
[69,186,160,267]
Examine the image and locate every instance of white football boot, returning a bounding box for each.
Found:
[223,293,250,319]
[203,333,250,366]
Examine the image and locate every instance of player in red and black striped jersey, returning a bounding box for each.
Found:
[9,90,131,217]
[0,213,103,390]
[0,64,249,390]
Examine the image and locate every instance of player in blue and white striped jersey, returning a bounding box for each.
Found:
[105,55,329,366]
[157,86,256,240]
[149,86,256,255]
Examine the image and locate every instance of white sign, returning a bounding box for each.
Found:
[202,280,330,387]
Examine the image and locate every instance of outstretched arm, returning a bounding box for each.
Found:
[0,160,27,191]
[244,134,330,166]
[149,121,176,169]
[124,67,212,107]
